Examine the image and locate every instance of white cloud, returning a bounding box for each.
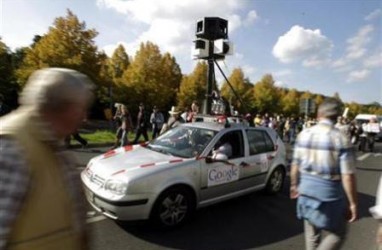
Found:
[97,0,243,24]
[347,69,371,82]
[346,24,373,59]
[272,25,333,67]
[332,24,375,71]
[102,41,139,57]
[363,51,382,68]
[365,9,382,21]
[97,0,250,67]
[244,10,259,26]
[274,80,287,87]
[332,58,347,68]
[242,64,256,76]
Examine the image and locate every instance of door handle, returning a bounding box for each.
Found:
[240,161,251,167]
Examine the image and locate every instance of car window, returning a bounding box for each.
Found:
[149,126,217,158]
[209,130,244,159]
[246,130,274,155]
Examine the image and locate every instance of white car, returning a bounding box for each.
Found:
[81,120,287,227]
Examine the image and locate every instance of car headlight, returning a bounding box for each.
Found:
[104,179,128,195]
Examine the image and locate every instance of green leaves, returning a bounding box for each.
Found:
[121,42,182,111]
[177,62,208,110]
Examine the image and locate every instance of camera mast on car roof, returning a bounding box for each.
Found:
[191,17,247,119]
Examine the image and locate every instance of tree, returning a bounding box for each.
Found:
[177,62,208,110]
[346,102,363,119]
[314,94,325,108]
[332,92,342,103]
[220,68,253,114]
[161,52,182,106]
[0,38,19,108]
[16,9,101,86]
[252,74,280,114]
[280,88,300,116]
[122,41,182,112]
[109,44,130,81]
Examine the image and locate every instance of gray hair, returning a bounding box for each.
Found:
[318,98,341,121]
[19,68,94,112]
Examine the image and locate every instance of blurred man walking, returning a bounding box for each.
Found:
[290,99,358,250]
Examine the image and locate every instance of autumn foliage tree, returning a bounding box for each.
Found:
[252,74,280,114]
[177,62,208,110]
[121,42,182,112]
[220,68,253,114]
[280,88,300,116]
[16,9,101,86]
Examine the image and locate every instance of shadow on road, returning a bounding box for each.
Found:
[118,192,302,250]
[115,177,375,250]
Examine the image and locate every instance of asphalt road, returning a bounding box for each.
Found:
[72,143,382,250]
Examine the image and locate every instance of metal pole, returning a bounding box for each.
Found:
[203,40,215,115]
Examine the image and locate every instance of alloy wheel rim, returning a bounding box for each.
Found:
[271,170,282,191]
[159,193,188,226]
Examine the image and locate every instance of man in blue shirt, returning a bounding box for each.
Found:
[290,99,358,250]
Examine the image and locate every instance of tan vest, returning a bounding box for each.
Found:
[0,109,83,250]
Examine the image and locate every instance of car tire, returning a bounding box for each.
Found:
[265,166,285,195]
[150,186,195,228]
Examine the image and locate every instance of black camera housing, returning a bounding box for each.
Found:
[196,17,228,40]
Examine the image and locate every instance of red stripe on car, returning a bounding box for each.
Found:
[104,150,116,158]
[111,170,125,176]
[140,163,156,168]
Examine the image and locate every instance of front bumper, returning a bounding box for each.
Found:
[84,187,155,221]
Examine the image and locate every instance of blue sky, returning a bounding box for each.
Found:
[1,0,381,104]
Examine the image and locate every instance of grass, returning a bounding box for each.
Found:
[75,130,154,145]
[80,130,116,144]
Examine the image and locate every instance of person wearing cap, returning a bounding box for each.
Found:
[160,106,185,135]
[290,98,358,250]
[0,68,94,250]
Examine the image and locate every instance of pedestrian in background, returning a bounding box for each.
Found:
[133,103,149,144]
[290,99,358,250]
[65,131,88,148]
[120,105,133,146]
[160,106,185,135]
[150,106,164,139]
[0,68,94,250]
[364,117,380,152]
[113,103,123,130]
[187,100,199,122]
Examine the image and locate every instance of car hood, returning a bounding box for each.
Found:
[87,145,186,178]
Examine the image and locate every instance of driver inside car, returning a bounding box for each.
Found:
[212,141,233,160]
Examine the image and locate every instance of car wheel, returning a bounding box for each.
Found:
[265,166,285,194]
[151,186,195,228]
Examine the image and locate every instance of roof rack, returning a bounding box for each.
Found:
[193,114,249,127]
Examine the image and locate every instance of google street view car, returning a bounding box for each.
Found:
[81,118,287,228]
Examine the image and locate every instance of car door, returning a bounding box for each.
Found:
[240,129,276,189]
[199,129,246,203]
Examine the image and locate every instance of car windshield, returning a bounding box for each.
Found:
[147,125,217,158]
